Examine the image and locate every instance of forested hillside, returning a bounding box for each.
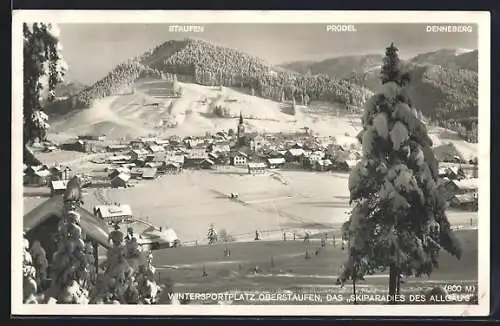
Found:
[70,38,373,111]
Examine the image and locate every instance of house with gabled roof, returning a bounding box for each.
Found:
[110,173,131,188]
[230,151,249,167]
[285,148,305,162]
[94,204,133,223]
[49,180,69,196]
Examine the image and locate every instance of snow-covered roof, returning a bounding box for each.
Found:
[267,158,286,164]
[154,139,170,145]
[452,192,478,203]
[287,148,305,156]
[34,169,51,178]
[165,155,185,164]
[142,168,158,178]
[148,145,165,153]
[50,180,68,190]
[113,173,131,182]
[248,162,267,169]
[452,178,478,190]
[95,204,133,218]
[345,160,359,168]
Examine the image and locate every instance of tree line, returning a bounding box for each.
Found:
[74,38,373,111]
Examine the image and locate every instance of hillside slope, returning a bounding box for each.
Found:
[50,80,361,142]
[345,62,478,121]
[280,49,478,122]
[281,54,384,79]
[409,48,478,72]
[48,78,477,161]
[68,38,372,115]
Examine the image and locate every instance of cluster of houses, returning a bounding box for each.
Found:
[83,130,364,188]
[434,143,479,212]
[23,163,93,196]
[26,115,479,213]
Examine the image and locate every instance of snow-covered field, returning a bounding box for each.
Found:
[23,169,479,246]
[49,81,359,142]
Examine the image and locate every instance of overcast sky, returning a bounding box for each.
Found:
[58,23,478,84]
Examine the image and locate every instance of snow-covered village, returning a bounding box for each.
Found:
[16,18,483,308]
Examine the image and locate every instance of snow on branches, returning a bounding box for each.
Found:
[342,44,461,286]
[91,226,162,304]
[23,22,67,145]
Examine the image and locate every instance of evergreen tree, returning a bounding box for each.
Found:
[23,23,67,164]
[380,42,401,85]
[23,237,39,303]
[208,223,218,245]
[340,43,462,301]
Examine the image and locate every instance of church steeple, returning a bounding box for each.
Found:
[237,111,246,146]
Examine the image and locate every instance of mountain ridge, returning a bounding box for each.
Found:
[69,38,372,112]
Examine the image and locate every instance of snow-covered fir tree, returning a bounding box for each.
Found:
[23,22,67,164]
[339,43,462,300]
[47,177,91,304]
[91,226,161,304]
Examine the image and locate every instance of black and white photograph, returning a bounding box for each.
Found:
[12,11,490,316]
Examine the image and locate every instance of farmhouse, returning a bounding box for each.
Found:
[145,162,163,169]
[438,165,461,180]
[145,152,167,163]
[450,193,478,211]
[24,198,110,273]
[230,151,249,166]
[208,151,219,161]
[94,204,133,223]
[108,167,131,179]
[439,162,477,179]
[165,155,185,166]
[161,162,182,174]
[49,165,71,180]
[248,162,267,174]
[107,144,129,153]
[433,143,465,163]
[24,167,52,186]
[139,137,158,145]
[442,178,478,200]
[107,154,130,163]
[266,157,286,169]
[130,140,145,149]
[133,158,146,168]
[460,164,479,179]
[154,139,170,146]
[61,140,87,153]
[49,180,69,196]
[200,159,215,170]
[147,144,165,154]
[110,173,131,188]
[79,134,106,141]
[314,159,333,171]
[129,167,144,179]
[128,149,149,161]
[141,168,158,180]
[284,148,305,163]
[212,144,231,154]
[184,150,207,168]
